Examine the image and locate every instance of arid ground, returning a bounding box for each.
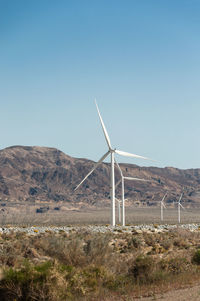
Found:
[0,204,200,226]
[1,222,200,300]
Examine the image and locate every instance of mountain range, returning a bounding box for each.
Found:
[0,145,200,208]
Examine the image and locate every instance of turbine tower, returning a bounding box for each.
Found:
[177,193,185,223]
[160,193,167,222]
[115,160,149,226]
[115,197,122,223]
[75,100,151,226]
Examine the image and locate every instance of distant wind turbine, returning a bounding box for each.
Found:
[115,160,149,226]
[74,100,153,226]
[177,193,185,223]
[160,193,167,222]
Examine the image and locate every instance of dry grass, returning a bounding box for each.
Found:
[0,205,200,226]
[0,229,200,300]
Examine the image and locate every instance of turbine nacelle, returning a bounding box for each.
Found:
[176,193,185,209]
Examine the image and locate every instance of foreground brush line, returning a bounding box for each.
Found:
[1,228,200,300]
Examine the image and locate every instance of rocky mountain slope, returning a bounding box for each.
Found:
[0,146,199,208]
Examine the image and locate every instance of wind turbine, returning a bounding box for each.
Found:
[160,193,167,222]
[74,100,152,226]
[177,193,185,224]
[115,160,149,226]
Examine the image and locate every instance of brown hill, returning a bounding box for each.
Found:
[0,145,200,208]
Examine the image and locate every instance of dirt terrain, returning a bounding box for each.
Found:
[136,284,200,301]
[0,206,200,226]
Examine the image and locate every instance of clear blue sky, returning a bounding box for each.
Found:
[0,0,199,169]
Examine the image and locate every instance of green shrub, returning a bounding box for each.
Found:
[192,249,200,265]
[128,256,155,283]
[0,261,52,301]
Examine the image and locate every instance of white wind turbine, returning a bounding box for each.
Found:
[74,100,152,226]
[177,193,185,224]
[115,160,149,226]
[160,193,167,222]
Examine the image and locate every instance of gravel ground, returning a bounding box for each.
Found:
[0,223,200,235]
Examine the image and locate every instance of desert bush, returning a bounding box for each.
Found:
[36,235,85,267]
[36,207,49,213]
[169,228,193,241]
[128,255,156,284]
[143,233,156,247]
[160,257,190,274]
[173,237,189,248]
[127,237,142,249]
[0,261,119,301]
[128,254,193,285]
[0,239,25,267]
[83,233,114,266]
[0,261,53,301]
[160,239,172,250]
[192,249,200,265]
[67,264,115,295]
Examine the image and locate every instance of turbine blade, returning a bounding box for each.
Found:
[74,151,110,191]
[161,193,167,203]
[178,193,183,202]
[124,176,149,181]
[115,149,153,161]
[95,100,112,149]
[180,203,185,210]
[114,158,123,177]
[115,197,121,203]
[115,178,121,188]
[161,201,166,209]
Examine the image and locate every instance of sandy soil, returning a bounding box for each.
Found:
[134,284,200,301]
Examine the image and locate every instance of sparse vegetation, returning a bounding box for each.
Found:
[192,249,200,265]
[0,228,200,300]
